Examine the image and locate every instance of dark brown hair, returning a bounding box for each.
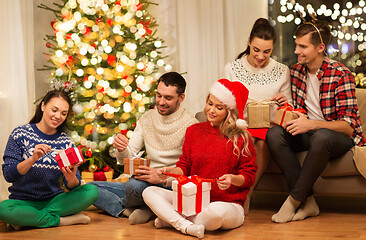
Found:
[157,72,186,96]
[29,90,71,133]
[294,20,331,49]
[237,18,277,59]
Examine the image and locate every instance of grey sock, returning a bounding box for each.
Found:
[128,206,155,225]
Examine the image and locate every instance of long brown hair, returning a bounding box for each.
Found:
[29,90,71,133]
[237,18,277,60]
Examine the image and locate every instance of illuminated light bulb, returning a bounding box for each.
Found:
[137,62,145,70]
[116,65,124,72]
[154,41,162,48]
[165,64,172,72]
[125,86,132,93]
[91,58,98,65]
[84,81,92,89]
[56,68,63,76]
[151,51,157,58]
[105,46,112,53]
[157,59,164,66]
[123,102,131,112]
[97,67,104,75]
[76,69,84,77]
[81,59,89,66]
[55,50,63,57]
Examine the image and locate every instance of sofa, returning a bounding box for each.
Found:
[196,88,366,195]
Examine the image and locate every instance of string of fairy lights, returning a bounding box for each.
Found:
[269,0,366,85]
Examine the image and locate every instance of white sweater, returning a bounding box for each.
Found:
[116,106,198,169]
[223,56,292,122]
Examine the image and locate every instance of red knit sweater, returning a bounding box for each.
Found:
[176,121,257,205]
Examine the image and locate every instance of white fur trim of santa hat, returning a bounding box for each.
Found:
[209,81,236,109]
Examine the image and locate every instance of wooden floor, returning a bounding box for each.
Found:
[2,192,366,240]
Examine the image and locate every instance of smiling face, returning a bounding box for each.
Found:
[247,37,274,68]
[294,33,325,66]
[204,95,228,127]
[155,81,185,116]
[40,96,70,132]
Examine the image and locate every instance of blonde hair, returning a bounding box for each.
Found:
[205,95,253,158]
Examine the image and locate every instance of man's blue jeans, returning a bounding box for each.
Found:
[88,177,170,218]
[87,181,126,218]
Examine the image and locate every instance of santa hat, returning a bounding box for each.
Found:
[209,79,249,129]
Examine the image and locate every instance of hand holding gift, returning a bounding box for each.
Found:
[285,110,313,136]
[274,103,306,128]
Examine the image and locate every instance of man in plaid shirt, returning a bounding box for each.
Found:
[266,20,366,224]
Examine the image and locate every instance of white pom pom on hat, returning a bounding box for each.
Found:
[209,79,249,129]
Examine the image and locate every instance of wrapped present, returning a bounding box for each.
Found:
[171,175,211,217]
[247,99,277,128]
[55,147,85,169]
[81,166,114,183]
[274,103,306,127]
[123,157,151,175]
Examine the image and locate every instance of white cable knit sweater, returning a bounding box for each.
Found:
[116,106,198,168]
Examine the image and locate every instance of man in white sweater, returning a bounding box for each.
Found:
[88,72,198,224]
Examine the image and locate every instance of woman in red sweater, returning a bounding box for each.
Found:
[142,79,257,238]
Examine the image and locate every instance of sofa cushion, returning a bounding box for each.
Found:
[265,150,359,177]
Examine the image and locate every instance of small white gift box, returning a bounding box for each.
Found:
[172,176,211,217]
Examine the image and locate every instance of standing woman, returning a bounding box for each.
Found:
[0,89,99,230]
[223,18,292,214]
[143,79,257,239]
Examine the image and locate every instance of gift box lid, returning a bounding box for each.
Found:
[55,147,85,167]
[172,179,211,196]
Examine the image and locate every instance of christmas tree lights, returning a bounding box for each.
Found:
[39,0,171,173]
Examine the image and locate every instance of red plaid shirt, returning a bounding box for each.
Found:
[290,57,366,146]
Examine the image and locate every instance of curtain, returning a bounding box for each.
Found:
[0,0,34,201]
[151,0,268,115]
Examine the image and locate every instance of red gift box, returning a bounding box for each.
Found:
[55,147,85,169]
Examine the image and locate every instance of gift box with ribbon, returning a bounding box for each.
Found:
[274,103,306,127]
[81,166,114,183]
[247,99,277,128]
[55,147,85,169]
[170,174,211,217]
[123,157,151,175]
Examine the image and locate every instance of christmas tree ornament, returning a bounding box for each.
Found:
[72,103,83,114]
[88,164,97,173]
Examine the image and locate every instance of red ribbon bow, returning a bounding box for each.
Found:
[163,172,215,214]
[277,103,306,126]
[139,20,152,36]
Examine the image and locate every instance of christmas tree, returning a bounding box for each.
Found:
[39,0,170,175]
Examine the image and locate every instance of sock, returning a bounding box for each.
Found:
[128,206,155,225]
[185,224,205,239]
[122,207,135,217]
[292,196,319,221]
[272,195,300,223]
[59,213,91,226]
[154,217,171,229]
